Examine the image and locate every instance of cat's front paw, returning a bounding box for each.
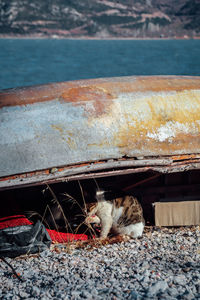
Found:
[122,234,131,242]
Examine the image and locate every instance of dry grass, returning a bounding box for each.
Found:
[27,181,99,239]
[51,234,129,253]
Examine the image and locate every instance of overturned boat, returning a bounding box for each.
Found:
[0,76,200,226]
[1,75,200,189]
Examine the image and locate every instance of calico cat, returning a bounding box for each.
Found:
[85,189,145,239]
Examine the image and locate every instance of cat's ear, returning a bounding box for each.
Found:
[96,189,106,201]
[96,190,104,196]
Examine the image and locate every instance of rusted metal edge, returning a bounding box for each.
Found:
[0,158,171,190]
[1,158,200,191]
[1,75,200,108]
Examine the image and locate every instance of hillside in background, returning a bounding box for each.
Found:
[0,0,200,38]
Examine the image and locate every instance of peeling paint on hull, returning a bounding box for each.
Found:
[0,76,200,187]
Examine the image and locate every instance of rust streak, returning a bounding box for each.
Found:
[171,154,200,161]
[61,85,113,116]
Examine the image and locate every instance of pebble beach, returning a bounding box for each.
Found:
[1,226,199,299]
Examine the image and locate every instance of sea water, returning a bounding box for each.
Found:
[0,38,200,90]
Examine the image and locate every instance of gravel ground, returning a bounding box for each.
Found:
[0,226,199,300]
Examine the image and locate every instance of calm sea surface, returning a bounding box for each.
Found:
[0,39,200,90]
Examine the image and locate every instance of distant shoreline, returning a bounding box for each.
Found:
[0,34,200,40]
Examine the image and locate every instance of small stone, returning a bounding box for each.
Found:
[188,237,196,243]
[91,288,98,296]
[185,261,193,267]
[82,290,92,298]
[19,291,29,298]
[129,291,139,299]
[182,267,191,272]
[98,288,110,294]
[71,291,81,297]
[182,291,195,300]
[168,287,179,297]
[147,280,168,296]
[141,261,150,269]
[31,286,41,297]
[173,275,187,285]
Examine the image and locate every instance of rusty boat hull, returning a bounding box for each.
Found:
[1,75,200,190]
